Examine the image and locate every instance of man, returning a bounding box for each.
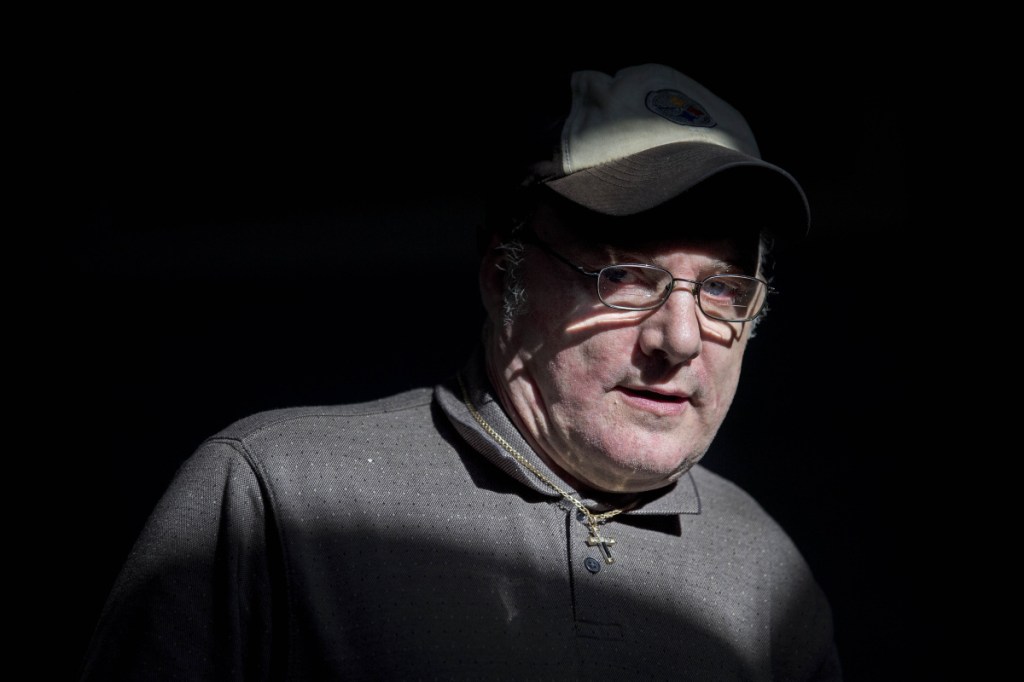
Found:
[81,63,842,680]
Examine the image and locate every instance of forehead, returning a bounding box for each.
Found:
[528,189,763,267]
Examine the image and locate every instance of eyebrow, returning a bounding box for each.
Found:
[585,244,751,276]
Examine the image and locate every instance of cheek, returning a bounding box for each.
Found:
[705,346,747,412]
[543,331,636,400]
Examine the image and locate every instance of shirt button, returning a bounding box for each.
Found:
[584,557,602,573]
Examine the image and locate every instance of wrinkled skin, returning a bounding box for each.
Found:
[480,199,760,495]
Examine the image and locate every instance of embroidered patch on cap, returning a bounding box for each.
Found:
[645,89,716,128]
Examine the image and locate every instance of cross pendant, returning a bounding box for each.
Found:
[586,530,616,564]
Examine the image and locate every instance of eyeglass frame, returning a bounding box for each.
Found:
[516,226,777,323]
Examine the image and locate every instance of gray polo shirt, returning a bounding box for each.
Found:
[81,350,841,680]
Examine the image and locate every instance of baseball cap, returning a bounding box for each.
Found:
[523,63,810,240]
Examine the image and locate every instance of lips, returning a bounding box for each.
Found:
[620,387,685,402]
[615,386,689,416]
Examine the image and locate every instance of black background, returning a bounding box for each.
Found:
[44,18,947,681]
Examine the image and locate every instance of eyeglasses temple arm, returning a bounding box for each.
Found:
[517,228,600,278]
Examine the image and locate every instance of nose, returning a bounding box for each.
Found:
[637,286,702,364]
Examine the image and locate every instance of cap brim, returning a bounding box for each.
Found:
[543,141,810,241]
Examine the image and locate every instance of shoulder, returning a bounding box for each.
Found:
[687,465,805,559]
[207,387,436,445]
[175,386,471,524]
[190,386,452,485]
[689,464,774,518]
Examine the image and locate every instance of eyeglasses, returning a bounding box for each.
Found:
[520,229,776,323]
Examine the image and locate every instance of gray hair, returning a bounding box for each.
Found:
[749,232,777,338]
[494,237,528,327]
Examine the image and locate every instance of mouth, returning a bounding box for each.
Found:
[619,387,686,403]
[615,386,689,416]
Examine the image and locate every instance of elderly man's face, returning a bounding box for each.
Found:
[482,198,760,494]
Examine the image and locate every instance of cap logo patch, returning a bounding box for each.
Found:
[645,89,716,128]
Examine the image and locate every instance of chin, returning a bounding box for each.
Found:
[585,453,699,494]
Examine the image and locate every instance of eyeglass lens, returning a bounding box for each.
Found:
[597,266,767,321]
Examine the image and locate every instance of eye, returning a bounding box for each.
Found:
[603,266,642,285]
[701,277,739,300]
[598,265,672,309]
[602,265,668,289]
[699,276,766,312]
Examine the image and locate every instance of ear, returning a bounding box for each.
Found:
[478,232,507,327]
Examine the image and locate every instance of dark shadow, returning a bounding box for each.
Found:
[80,405,841,680]
[58,36,931,682]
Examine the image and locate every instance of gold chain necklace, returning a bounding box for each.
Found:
[457,373,633,564]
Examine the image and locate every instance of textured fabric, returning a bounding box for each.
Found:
[81,349,842,681]
[528,64,810,235]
